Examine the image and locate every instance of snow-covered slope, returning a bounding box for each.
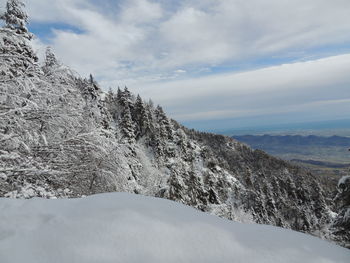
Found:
[0,193,349,263]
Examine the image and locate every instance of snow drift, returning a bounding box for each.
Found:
[0,193,349,263]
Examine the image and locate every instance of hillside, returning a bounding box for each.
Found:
[232,134,350,197]
[1,193,349,263]
[0,0,349,248]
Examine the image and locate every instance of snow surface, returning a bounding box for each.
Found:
[338,176,350,187]
[0,193,349,263]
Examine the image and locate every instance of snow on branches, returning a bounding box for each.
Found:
[0,0,31,38]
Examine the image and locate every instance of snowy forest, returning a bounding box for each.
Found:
[0,0,349,249]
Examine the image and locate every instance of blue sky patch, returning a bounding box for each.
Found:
[28,22,84,42]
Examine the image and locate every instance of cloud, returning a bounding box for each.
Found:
[1,0,350,129]
[175,69,186,73]
[154,0,350,68]
[133,54,350,123]
[120,0,163,25]
[16,0,350,80]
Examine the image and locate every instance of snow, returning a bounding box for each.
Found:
[3,181,58,199]
[328,210,338,220]
[338,176,350,187]
[0,193,349,263]
[344,209,350,222]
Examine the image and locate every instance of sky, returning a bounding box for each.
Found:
[1,0,350,132]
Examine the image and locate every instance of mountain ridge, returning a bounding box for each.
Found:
[233,134,350,147]
[233,134,350,165]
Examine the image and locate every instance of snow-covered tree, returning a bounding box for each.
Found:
[118,87,133,107]
[120,101,136,143]
[123,86,132,100]
[0,0,38,78]
[0,0,31,39]
[105,88,119,121]
[335,176,350,213]
[105,88,115,105]
[133,95,151,138]
[155,105,173,140]
[332,176,350,247]
[45,47,58,67]
[116,87,122,101]
[42,47,60,74]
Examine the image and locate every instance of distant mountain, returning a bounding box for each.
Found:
[232,135,350,164]
[0,0,348,248]
[233,135,350,147]
[290,159,350,169]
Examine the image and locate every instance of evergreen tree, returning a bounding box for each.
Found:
[43,47,59,74]
[155,105,165,119]
[106,88,114,102]
[148,99,154,110]
[105,88,117,119]
[120,101,135,143]
[117,87,132,107]
[116,87,122,101]
[155,105,173,140]
[45,47,58,67]
[123,86,131,100]
[1,0,31,39]
[81,74,100,100]
[133,95,151,138]
[89,74,94,85]
[333,176,350,244]
[0,0,38,77]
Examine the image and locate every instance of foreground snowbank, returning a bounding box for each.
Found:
[0,193,349,263]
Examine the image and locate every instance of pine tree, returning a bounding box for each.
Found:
[333,176,350,244]
[0,0,38,78]
[0,0,31,39]
[124,86,131,99]
[105,88,118,122]
[155,105,173,140]
[106,88,114,102]
[43,47,59,74]
[133,95,151,138]
[116,87,122,101]
[148,99,154,110]
[45,47,58,67]
[120,101,135,143]
[89,74,94,84]
[117,87,133,107]
[80,74,100,100]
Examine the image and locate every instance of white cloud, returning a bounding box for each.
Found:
[24,0,86,23]
[120,0,163,25]
[133,54,350,122]
[17,0,350,80]
[175,69,186,74]
[153,0,350,68]
[1,0,350,127]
